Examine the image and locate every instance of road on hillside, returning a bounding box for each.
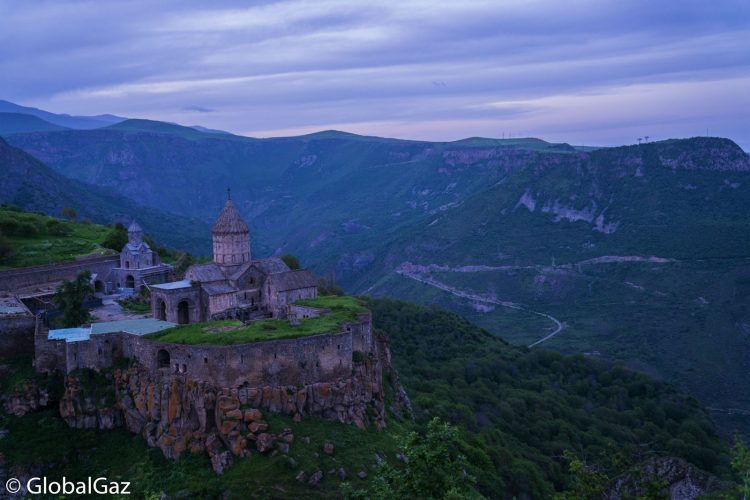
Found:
[396,270,564,347]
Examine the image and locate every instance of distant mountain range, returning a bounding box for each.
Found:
[0,99,126,130]
[0,99,231,135]
[1,99,749,440]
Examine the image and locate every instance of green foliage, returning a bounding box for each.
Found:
[0,208,111,268]
[54,270,93,327]
[318,276,344,296]
[731,435,750,499]
[365,298,730,497]
[281,253,301,270]
[0,230,13,263]
[61,206,77,220]
[116,296,151,313]
[102,222,128,251]
[369,417,481,499]
[556,451,607,499]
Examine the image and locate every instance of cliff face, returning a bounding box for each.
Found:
[603,456,731,500]
[57,334,409,473]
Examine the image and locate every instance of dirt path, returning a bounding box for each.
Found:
[396,270,564,347]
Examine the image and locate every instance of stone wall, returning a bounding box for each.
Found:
[34,319,65,374]
[151,286,202,323]
[0,255,119,291]
[120,328,358,388]
[0,314,35,356]
[35,312,373,392]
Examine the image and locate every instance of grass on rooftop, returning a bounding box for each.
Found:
[146,295,367,345]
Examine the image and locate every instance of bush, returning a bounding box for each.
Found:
[281,254,301,270]
[102,223,128,251]
[0,231,14,263]
[45,219,72,236]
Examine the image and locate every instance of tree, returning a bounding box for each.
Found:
[61,207,77,220]
[732,435,750,500]
[368,417,481,499]
[54,270,93,327]
[317,276,343,296]
[102,223,128,251]
[0,230,14,264]
[280,254,301,270]
[556,450,607,499]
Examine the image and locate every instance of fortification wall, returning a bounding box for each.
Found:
[121,328,360,387]
[33,319,65,373]
[0,255,119,291]
[34,315,374,390]
[0,315,35,356]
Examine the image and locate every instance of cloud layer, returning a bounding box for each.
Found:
[1,0,748,148]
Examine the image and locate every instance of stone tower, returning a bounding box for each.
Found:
[212,197,251,266]
[128,221,144,244]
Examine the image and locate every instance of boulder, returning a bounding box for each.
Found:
[308,470,323,487]
[210,451,233,475]
[256,433,275,453]
[243,408,263,422]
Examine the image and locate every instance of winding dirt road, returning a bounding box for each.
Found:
[396,270,564,347]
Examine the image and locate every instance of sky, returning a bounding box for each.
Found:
[1,0,748,148]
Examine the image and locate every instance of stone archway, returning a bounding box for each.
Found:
[156,299,167,321]
[157,349,170,369]
[177,300,190,324]
[125,275,135,289]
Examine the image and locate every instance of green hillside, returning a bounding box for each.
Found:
[0,207,113,269]
[0,299,736,497]
[0,137,210,254]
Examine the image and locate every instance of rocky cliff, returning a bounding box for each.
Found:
[57,334,410,474]
[603,456,732,500]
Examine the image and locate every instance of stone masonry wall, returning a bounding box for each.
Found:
[0,255,119,291]
[0,315,35,356]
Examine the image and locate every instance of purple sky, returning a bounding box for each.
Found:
[1,0,749,148]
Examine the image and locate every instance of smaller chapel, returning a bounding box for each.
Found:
[111,221,172,292]
[150,197,317,324]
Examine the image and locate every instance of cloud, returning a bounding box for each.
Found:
[0,0,748,148]
[183,105,215,113]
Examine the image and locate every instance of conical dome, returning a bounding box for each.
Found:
[212,199,249,234]
[212,198,251,266]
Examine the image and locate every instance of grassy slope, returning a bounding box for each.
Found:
[148,296,367,345]
[0,208,113,269]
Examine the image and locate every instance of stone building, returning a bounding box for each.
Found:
[151,198,317,324]
[110,221,172,292]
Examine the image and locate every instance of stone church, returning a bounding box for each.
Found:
[151,197,317,324]
[110,221,172,292]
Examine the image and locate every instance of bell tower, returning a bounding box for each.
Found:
[212,190,251,267]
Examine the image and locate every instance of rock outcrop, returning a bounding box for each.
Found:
[55,336,405,474]
[603,456,731,500]
[2,380,50,417]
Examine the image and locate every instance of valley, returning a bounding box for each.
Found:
[1,110,749,446]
